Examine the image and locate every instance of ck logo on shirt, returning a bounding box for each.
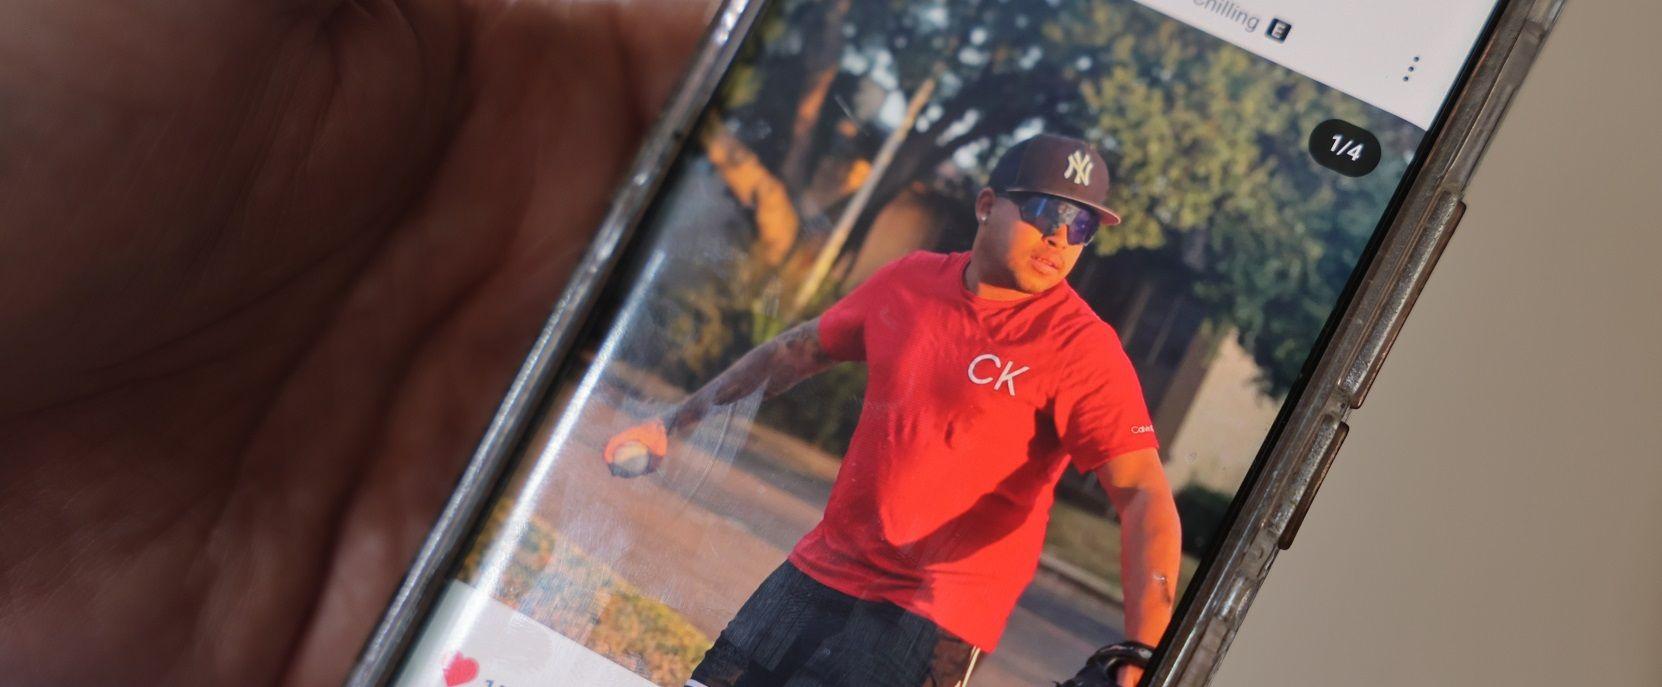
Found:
[967,353,1030,397]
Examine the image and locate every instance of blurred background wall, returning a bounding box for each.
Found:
[1215,1,1662,684]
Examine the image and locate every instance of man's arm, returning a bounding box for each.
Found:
[1094,447,1182,681]
[604,314,841,475]
[662,317,834,434]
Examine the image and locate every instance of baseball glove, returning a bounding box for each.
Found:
[1055,641,1155,687]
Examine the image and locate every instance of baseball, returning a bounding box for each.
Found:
[609,439,656,478]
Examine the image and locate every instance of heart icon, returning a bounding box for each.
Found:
[442,651,479,687]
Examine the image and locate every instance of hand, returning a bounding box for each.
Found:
[0,1,710,685]
[603,418,671,477]
[1060,641,1154,687]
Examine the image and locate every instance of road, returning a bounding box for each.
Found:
[510,373,1125,686]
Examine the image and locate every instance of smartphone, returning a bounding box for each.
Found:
[348,1,1562,685]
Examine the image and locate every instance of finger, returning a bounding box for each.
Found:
[285,1,715,680]
[458,0,718,131]
[607,0,723,121]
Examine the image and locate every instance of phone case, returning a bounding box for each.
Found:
[345,1,1565,684]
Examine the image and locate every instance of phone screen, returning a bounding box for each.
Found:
[395,1,1504,685]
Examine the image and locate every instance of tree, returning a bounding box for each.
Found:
[1054,1,1420,394]
[688,0,1424,399]
[701,116,800,266]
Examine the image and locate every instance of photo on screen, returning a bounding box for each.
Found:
[392,1,1430,686]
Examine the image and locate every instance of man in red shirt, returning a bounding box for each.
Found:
[605,134,1182,687]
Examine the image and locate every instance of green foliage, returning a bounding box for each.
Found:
[1172,483,1235,554]
[758,363,870,457]
[591,591,712,686]
[670,0,1426,444]
[1045,1,1418,394]
[458,500,711,687]
[645,245,773,388]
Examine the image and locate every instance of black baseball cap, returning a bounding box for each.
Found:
[987,133,1122,226]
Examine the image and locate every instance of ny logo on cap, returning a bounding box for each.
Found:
[1064,149,1093,186]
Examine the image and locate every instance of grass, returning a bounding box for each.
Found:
[456,500,712,687]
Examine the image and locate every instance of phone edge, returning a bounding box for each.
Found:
[343,1,770,683]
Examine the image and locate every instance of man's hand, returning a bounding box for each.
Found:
[0,1,711,685]
[603,418,670,477]
[1058,641,1155,687]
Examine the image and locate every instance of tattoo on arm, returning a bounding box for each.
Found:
[662,319,834,434]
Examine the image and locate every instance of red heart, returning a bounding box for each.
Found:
[442,651,479,687]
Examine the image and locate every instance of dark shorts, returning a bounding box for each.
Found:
[687,563,981,687]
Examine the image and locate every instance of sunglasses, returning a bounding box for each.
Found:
[1009,194,1100,246]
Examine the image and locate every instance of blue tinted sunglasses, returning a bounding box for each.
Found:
[1010,194,1100,245]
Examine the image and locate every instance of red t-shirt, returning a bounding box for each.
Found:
[788,251,1160,651]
